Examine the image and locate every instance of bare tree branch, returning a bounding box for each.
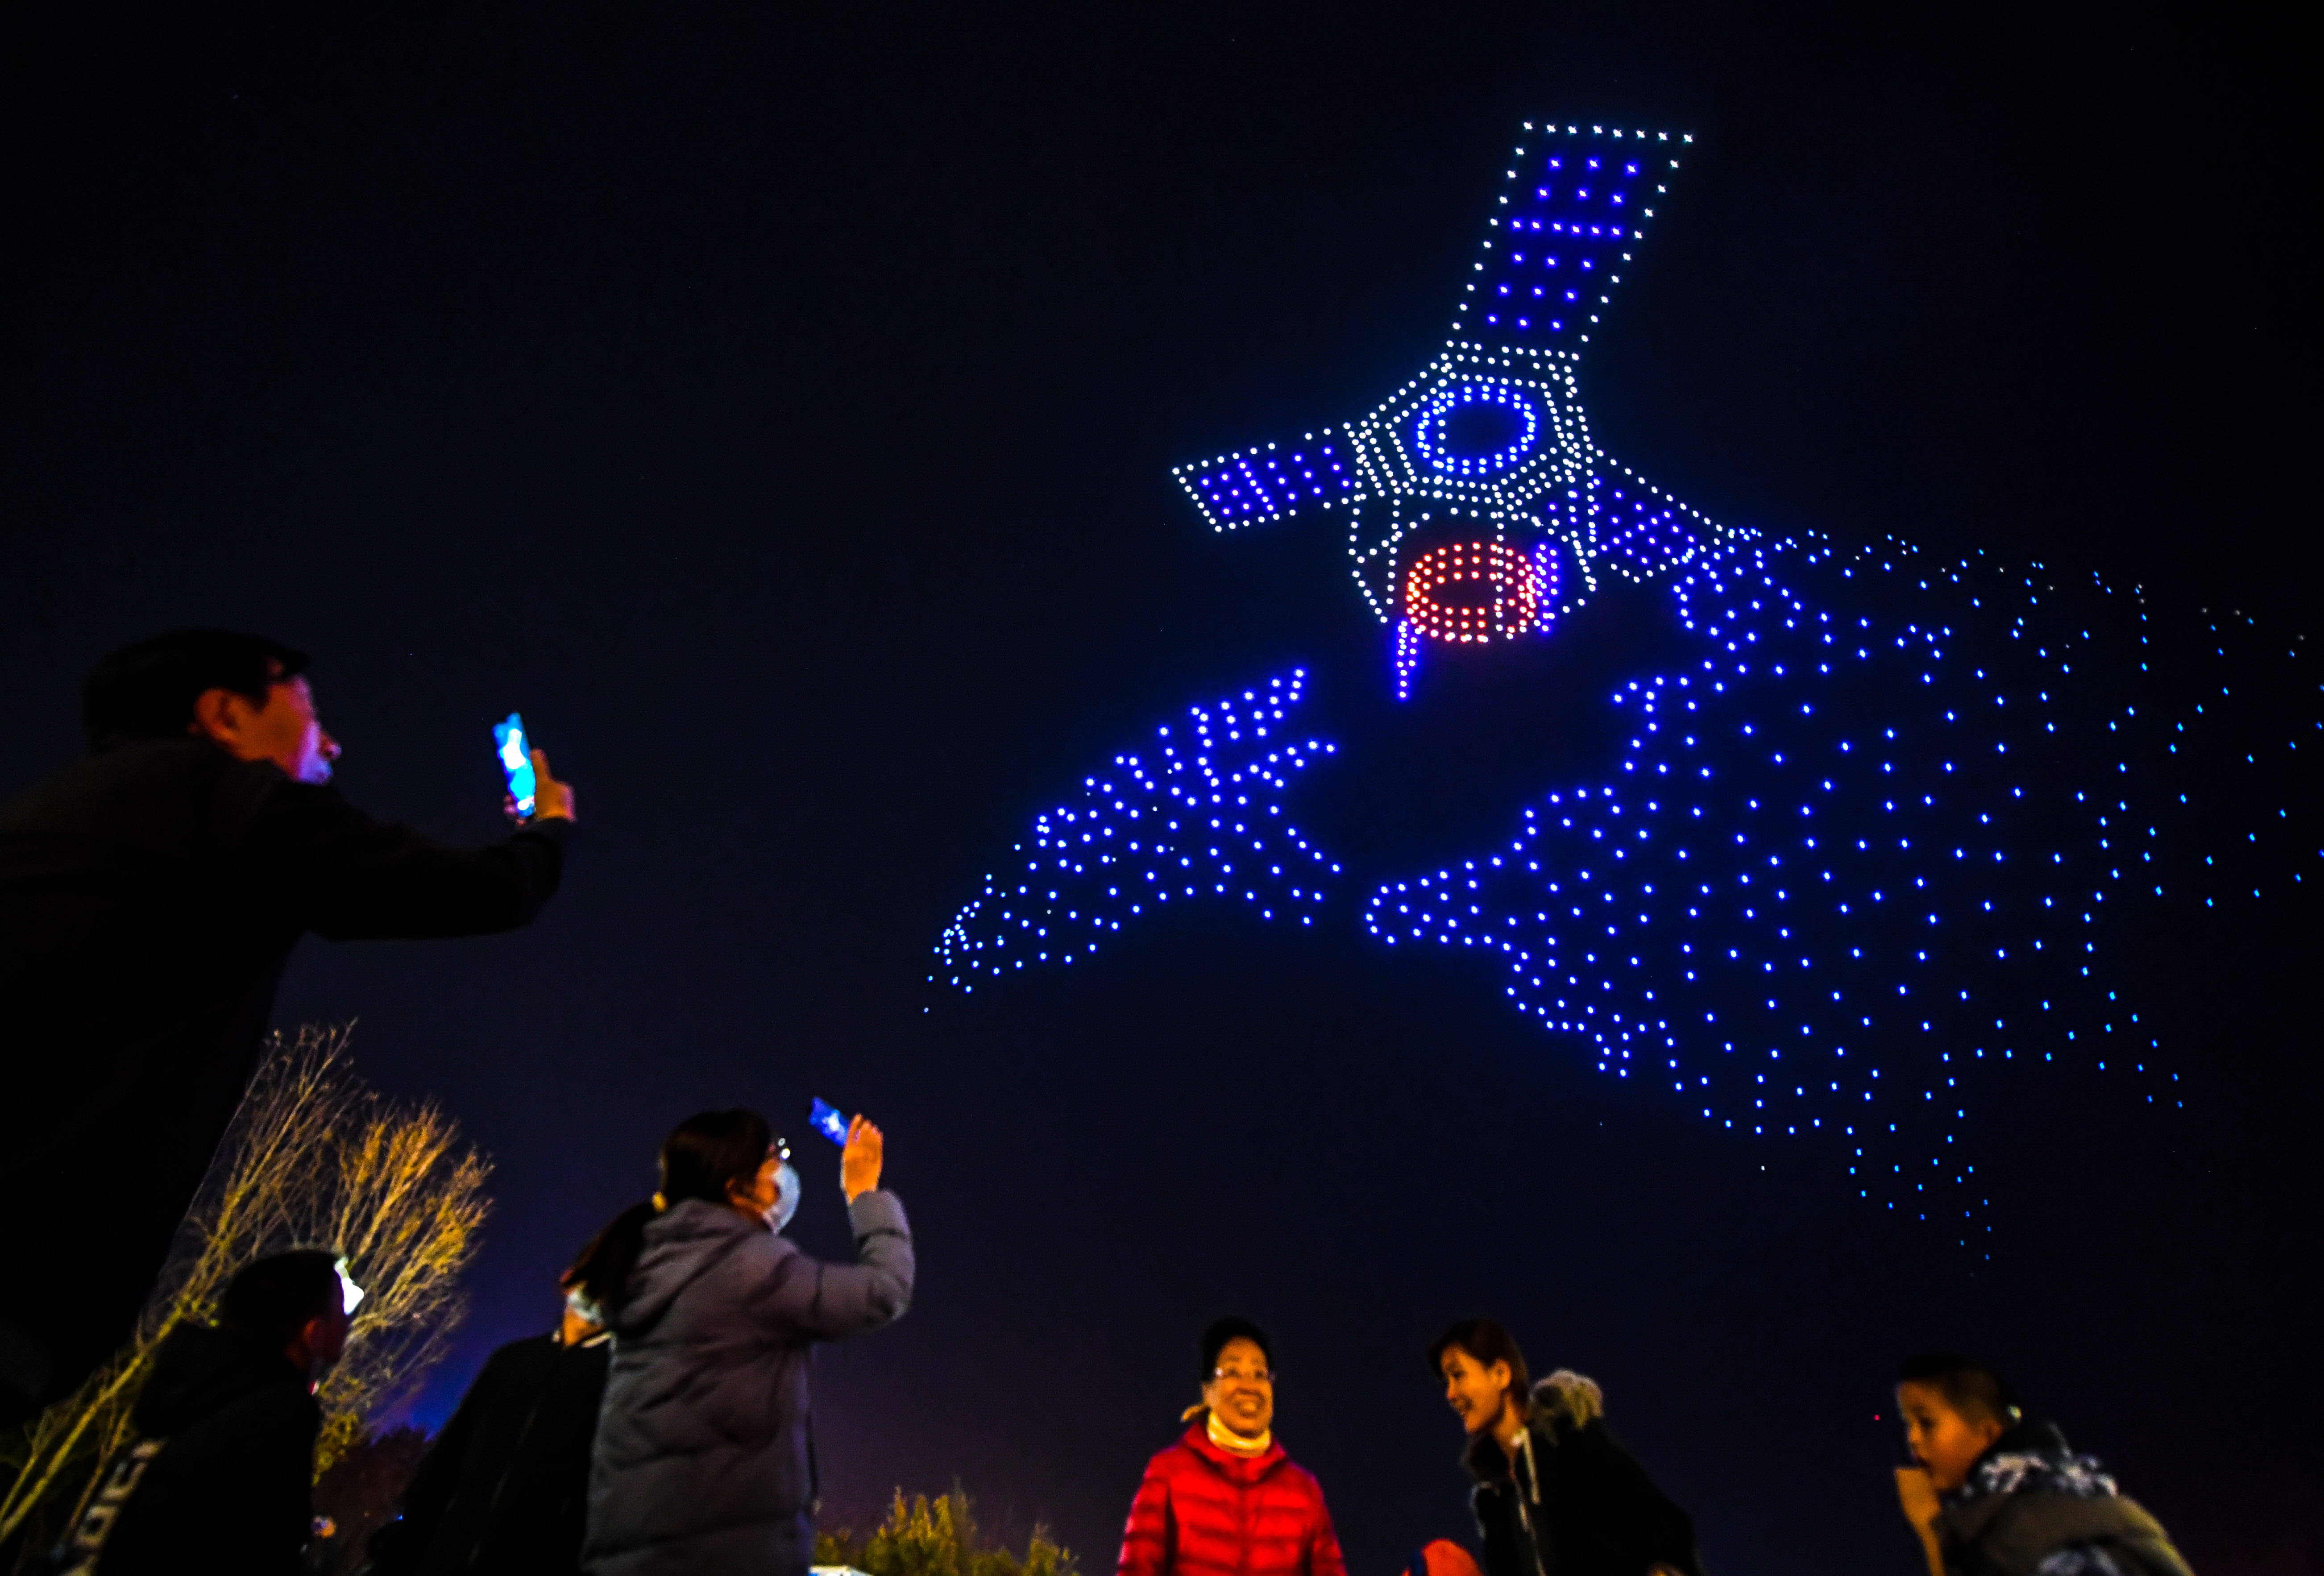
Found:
[0,1025,490,1551]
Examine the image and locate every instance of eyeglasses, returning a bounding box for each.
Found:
[1211,1367,1274,1385]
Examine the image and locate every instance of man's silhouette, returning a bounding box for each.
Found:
[0,630,580,1418]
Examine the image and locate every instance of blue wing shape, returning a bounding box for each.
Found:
[1366,533,2317,1245]
[934,671,1341,990]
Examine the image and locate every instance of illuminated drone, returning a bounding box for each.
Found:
[1170,122,1733,697]
[938,122,2313,1249]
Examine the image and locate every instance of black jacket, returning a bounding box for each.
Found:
[0,737,573,1407]
[365,1331,612,1576]
[1464,1395,1700,1576]
[59,1321,319,1576]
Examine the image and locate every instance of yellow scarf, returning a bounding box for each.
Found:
[1204,1409,1272,1457]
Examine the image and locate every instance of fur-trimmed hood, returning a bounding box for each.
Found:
[1459,1371,1609,1483]
[1933,1421,2194,1576]
[1458,1370,1701,1576]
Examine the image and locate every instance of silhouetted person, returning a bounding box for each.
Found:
[1892,1351,2193,1576]
[57,1249,352,1576]
[0,631,578,1418]
[582,1108,912,1576]
[1431,1318,1699,1576]
[1116,1318,1348,1576]
[366,1228,621,1576]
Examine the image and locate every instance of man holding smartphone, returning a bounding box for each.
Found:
[0,629,580,1423]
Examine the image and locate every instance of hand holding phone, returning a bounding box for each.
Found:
[490,715,576,822]
[811,1100,884,1201]
[839,1116,884,1203]
[493,713,538,818]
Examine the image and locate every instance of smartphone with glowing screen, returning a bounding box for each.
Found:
[809,1098,848,1146]
[493,713,538,818]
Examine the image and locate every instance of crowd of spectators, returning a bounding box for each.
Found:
[2,632,2195,1576]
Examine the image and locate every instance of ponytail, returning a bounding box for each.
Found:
[569,1201,658,1315]
[574,1108,776,1312]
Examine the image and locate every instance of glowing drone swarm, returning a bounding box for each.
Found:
[1365,532,2317,1246]
[1404,541,1543,643]
[1176,439,1356,526]
[945,122,2318,1240]
[1169,123,1738,694]
[933,672,1342,990]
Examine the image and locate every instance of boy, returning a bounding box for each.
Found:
[1892,1352,2193,1576]
[61,1250,352,1575]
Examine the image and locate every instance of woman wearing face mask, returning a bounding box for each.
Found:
[579,1108,914,1576]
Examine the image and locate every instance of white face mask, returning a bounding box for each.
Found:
[768,1161,802,1233]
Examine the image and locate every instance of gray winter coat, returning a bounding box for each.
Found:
[581,1192,913,1576]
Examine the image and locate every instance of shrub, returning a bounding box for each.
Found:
[817,1485,1078,1576]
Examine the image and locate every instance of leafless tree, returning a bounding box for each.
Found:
[0,1024,491,1552]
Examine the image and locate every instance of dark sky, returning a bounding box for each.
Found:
[4,2,2315,1572]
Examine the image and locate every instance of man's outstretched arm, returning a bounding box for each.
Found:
[259,750,579,940]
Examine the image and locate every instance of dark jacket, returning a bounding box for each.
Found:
[1932,1421,2193,1576]
[365,1330,612,1576]
[582,1193,914,1576]
[1463,1380,1699,1576]
[58,1321,319,1576]
[0,737,574,1408]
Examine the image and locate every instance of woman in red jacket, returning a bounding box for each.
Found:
[1116,1318,1349,1576]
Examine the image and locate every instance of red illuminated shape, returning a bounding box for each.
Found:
[1403,541,1542,643]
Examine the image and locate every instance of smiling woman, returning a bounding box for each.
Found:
[1198,1320,1276,1452]
[1116,1319,1346,1576]
[1430,1318,1700,1576]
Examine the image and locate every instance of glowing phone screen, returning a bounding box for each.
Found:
[809,1098,848,1146]
[493,713,537,817]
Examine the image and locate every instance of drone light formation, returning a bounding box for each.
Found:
[947,120,2318,1240]
[1170,124,1725,697]
[1365,533,2312,1247]
[933,672,1342,990]
[1403,540,1544,644]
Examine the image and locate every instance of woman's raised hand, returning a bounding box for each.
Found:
[840,1115,884,1203]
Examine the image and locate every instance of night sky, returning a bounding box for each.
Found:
[4,3,2314,1572]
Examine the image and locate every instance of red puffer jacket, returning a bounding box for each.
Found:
[1116,1422,1349,1576]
